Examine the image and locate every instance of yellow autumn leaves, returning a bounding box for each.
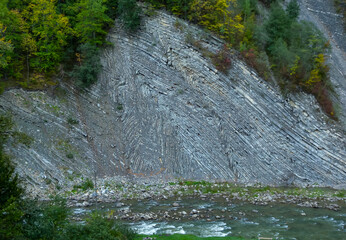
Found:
[189,0,244,44]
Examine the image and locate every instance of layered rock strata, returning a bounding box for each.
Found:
[0,10,345,192]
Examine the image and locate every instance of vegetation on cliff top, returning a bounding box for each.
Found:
[0,0,338,119]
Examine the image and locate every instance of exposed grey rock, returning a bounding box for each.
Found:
[115,202,124,207]
[294,0,346,129]
[0,10,345,196]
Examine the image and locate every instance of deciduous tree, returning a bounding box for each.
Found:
[75,0,112,45]
[25,0,72,72]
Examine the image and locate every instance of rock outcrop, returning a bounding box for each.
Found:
[296,0,346,128]
[0,10,345,193]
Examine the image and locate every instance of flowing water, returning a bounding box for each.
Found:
[73,197,346,240]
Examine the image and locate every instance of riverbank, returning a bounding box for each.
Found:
[52,178,346,213]
[70,190,346,239]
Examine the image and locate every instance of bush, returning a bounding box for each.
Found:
[67,117,79,125]
[212,45,232,74]
[21,197,70,240]
[73,178,94,191]
[70,43,102,88]
[118,0,141,31]
[0,114,24,240]
[0,149,24,240]
[62,213,137,240]
[21,199,137,240]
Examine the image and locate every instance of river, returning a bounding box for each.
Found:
[72,196,346,239]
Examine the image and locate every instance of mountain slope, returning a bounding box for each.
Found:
[0,10,345,194]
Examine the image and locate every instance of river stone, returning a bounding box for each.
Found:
[115,202,124,207]
[191,209,198,214]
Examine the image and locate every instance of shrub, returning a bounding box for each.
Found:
[70,43,102,88]
[212,44,232,74]
[311,82,337,119]
[118,0,141,31]
[62,213,137,240]
[286,0,300,20]
[21,197,70,240]
[258,0,277,7]
[0,149,24,240]
[73,178,94,191]
[67,117,79,125]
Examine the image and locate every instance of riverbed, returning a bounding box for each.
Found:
[72,196,346,239]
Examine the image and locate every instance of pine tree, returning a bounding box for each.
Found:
[286,0,300,20]
[118,0,141,31]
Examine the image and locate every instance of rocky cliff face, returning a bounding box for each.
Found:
[296,0,346,129]
[0,9,345,194]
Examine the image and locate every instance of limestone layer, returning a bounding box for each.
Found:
[0,11,345,190]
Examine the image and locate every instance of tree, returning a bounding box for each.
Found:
[286,0,299,20]
[265,3,290,44]
[167,0,192,18]
[189,0,244,44]
[74,0,112,45]
[118,0,141,31]
[0,114,24,240]
[70,43,102,88]
[105,0,118,20]
[25,0,72,72]
[0,24,13,74]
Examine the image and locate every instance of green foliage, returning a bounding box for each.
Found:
[63,212,137,240]
[74,0,112,46]
[22,197,70,240]
[334,0,346,28]
[189,0,244,44]
[0,24,14,74]
[73,178,94,191]
[0,114,24,240]
[257,0,277,7]
[167,0,193,18]
[268,38,295,69]
[0,113,14,146]
[21,198,137,240]
[286,0,300,20]
[25,0,73,72]
[11,131,34,147]
[212,44,232,74]
[7,0,29,10]
[70,43,102,88]
[118,0,141,31]
[105,0,119,19]
[265,4,290,44]
[67,117,79,125]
